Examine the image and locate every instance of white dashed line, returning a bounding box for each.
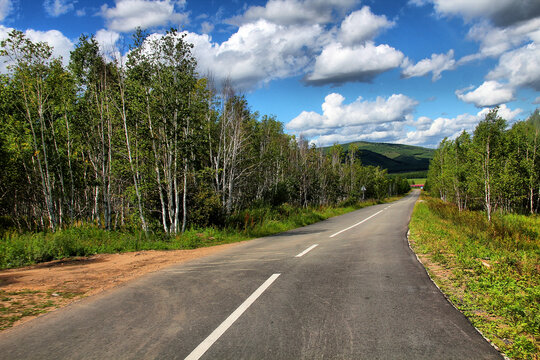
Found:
[295,244,318,257]
[329,210,384,238]
[184,274,281,360]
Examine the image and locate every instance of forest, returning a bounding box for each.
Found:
[426,108,540,219]
[0,29,410,236]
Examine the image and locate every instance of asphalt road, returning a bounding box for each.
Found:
[0,190,502,359]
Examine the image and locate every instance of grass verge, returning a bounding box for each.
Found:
[408,196,539,360]
[0,198,400,270]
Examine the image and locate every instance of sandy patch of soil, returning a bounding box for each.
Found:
[0,242,241,331]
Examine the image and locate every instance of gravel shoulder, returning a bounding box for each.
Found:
[0,242,241,331]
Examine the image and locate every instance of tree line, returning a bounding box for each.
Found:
[0,29,409,234]
[426,108,539,220]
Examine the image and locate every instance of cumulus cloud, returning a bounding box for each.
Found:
[305,41,404,85]
[339,6,394,46]
[401,50,456,81]
[25,29,74,64]
[184,19,323,89]
[285,91,523,147]
[286,93,417,145]
[487,42,540,91]
[0,25,75,71]
[459,17,540,63]
[301,6,402,86]
[101,0,188,33]
[477,104,522,121]
[230,0,356,26]
[455,80,515,107]
[414,0,540,27]
[95,29,121,58]
[114,3,401,89]
[0,0,13,21]
[43,0,74,17]
[401,104,522,146]
[534,96,540,105]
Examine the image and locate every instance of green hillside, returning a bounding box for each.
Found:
[324,141,435,174]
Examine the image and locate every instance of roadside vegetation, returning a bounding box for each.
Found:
[426,108,539,217]
[409,197,539,359]
[412,109,540,359]
[0,196,402,270]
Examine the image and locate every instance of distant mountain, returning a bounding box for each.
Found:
[324,141,435,174]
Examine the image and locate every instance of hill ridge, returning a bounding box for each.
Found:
[323,140,434,174]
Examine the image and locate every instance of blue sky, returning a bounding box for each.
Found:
[1,0,539,148]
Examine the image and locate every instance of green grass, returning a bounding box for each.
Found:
[0,198,398,270]
[407,178,426,185]
[409,197,539,360]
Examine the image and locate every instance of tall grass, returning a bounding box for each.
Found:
[409,197,539,359]
[0,199,387,270]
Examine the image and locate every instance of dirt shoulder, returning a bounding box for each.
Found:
[0,242,241,331]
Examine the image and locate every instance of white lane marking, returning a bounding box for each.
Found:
[184,273,281,360]
[329,210,384,238]
[295,244,318,257]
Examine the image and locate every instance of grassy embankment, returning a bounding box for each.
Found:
[409,196,539,360]
[0,197,402,270]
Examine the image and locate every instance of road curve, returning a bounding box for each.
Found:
[0,190,502,359]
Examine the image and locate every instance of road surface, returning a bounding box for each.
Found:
[0,190,502,359]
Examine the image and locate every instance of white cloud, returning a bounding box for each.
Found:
[305,41,403,85]
[286,93,417,145]
[0,0,13,22]
[456,80,515,107]
[487,42,540,91]
[408,0,429,6]
[477,104,522,121]
[285,90,523,147]
[534,96,540,105]
[95,29,121,58]
[416,0,540,27]
[24,28,74,64]
[200,21,214,34]
[101,0,188,33]
[230,0,356,26]
[301,6,402,86]
[401,50,456,81]
[339,6,394,46]
[401,104,522,146]
[185,19,323,89]
[459,17,540,63]
[43,0,74,17]
[402,113,478,146]
[0,25,75,71]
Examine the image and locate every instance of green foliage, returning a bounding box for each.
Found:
[427,107,540,216]
[410,197,539,359]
